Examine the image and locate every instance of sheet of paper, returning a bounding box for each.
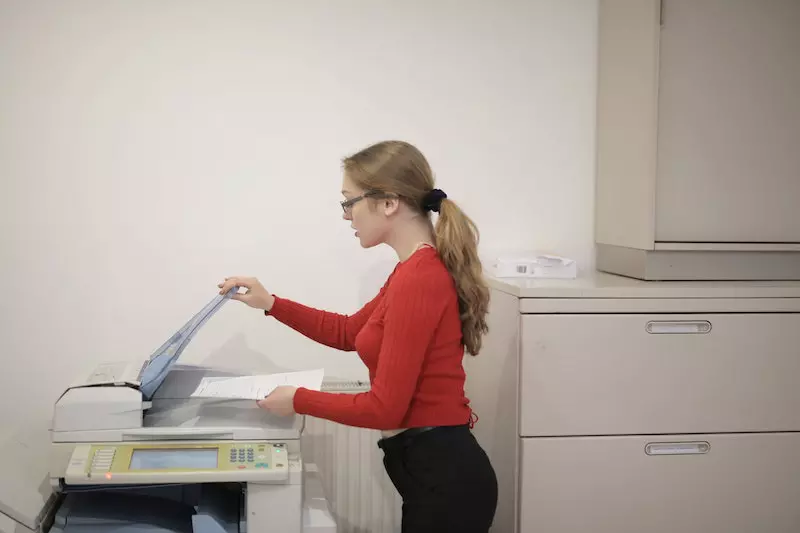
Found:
[189,369,325,400]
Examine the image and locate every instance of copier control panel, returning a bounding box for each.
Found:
[64,440,290,485]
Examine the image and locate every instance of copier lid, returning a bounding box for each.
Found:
[0,420,59,533]
[138,289,236,401]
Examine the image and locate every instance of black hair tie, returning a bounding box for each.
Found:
[422,188,447,213]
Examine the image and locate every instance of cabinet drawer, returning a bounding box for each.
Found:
[520,313,800,436]
[520,433,800,533]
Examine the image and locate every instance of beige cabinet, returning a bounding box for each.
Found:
[595,0,800,280]
[519,313,800,436]
[520,433,800,533]
[464,274,800,533]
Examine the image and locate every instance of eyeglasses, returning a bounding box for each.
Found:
[340,190,393,213]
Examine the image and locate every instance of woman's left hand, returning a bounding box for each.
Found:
[257,386,297,416]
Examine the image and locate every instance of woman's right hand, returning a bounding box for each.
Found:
[218,276,276,311]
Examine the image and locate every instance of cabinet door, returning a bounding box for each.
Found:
[519,313,800,437]
[520,433,800,533]
[655,0,800,243]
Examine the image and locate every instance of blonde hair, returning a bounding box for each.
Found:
[342,140,490,356]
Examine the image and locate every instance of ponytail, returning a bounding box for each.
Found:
[434,198,490,356]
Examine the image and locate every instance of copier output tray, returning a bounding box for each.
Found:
[51,483,243,533]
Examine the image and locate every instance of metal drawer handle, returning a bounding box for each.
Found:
[645,320,712,334]
[645,441,710,456]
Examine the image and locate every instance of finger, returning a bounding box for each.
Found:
[218,279,234,293]
[231,277,253,289]
[219,277,248,294]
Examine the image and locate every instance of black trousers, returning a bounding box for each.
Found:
[378,424,498,533]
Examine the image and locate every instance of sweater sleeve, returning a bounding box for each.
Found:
[266,286,386,352]
[291,267,446,429]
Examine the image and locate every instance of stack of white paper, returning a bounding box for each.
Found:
[189,369,325,401]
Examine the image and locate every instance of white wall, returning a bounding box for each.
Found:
[0,0,598,428]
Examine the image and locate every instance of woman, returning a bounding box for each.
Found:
[218,140,498,532]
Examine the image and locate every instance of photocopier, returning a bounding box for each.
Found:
[0,289,336,533]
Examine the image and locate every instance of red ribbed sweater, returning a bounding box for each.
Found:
[266,246,474,431]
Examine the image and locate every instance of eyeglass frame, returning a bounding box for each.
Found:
[340,190,396,213]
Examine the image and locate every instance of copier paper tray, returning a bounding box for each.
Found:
[51,484,243,533]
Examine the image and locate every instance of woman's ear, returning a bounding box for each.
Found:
[382,197,400,217]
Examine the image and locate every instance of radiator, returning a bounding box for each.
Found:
[301,380,402,533]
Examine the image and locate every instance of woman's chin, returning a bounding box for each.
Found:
[357,235,378,249]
